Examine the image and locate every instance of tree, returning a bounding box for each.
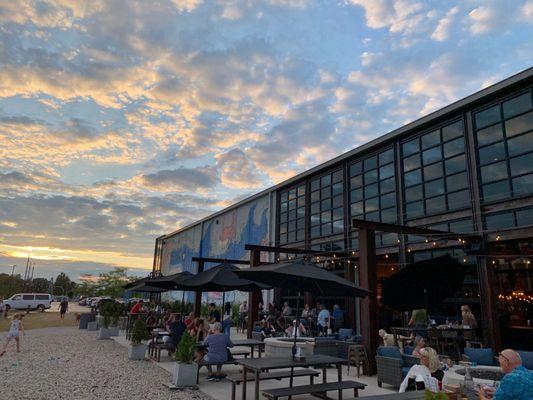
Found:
[0,273,24,299]
[31,278,51,293]
[98,267,131,299]
[53,272,76,298]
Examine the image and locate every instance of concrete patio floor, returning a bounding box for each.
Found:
[113,329,398,399]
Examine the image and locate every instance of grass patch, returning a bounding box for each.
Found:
[0,311,78,331]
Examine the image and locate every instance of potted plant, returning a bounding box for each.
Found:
[171,331,198,388]
[128,319,149,360]
[97,301,113,339]
[109,302,122,337]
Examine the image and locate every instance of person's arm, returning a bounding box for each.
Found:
[20,321,25,335]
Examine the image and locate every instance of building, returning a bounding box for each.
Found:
[153,67,533,351]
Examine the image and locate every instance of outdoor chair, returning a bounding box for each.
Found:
[440,330,461,361]
[403,345,414,355]
[347,344,369,377]
[517,350,533,369]
[376,346,419,388]
[309,337,338,357]
[462,348,497,366]
[251,331,264,342]
[337,328,354,341]
[427,328,440,349]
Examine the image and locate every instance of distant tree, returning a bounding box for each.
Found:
[54,272,74,298]
[98,267,132,298]
[0,273,24,299]
[31,278,51,293]
[74,280,99,297]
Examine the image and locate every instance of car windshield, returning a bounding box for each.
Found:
[11,295,21,300]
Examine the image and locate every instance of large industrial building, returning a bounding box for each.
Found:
[153,67,533,351]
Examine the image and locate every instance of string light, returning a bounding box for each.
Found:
[496,236,501,241]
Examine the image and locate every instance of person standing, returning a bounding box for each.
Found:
[59,298,69,320]
[332,304,344,331]
[317,304,330,334]
[0,314,25,356]
[222,302,232,337]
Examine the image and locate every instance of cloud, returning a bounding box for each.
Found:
[215,148,265,189]
[431,6,459,41]
[140,166,219,191]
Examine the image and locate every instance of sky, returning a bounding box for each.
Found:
[0,0,532,281]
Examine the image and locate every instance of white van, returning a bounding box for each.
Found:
[4,293,53,312]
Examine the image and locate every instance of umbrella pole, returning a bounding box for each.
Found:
[222,291,226,323]
[181,290,185,315]
[289,292,301,397]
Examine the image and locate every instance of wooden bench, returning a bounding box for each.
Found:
[149,342,175,362]
[262,380,366,400]
[227,369,320,400]
[196,350,251,383]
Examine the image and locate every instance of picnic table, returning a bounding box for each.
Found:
[232,339,265,358]
[238,354,348,400]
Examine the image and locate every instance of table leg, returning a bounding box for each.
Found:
[250,345,254,358]
[254,370,260,400]
[241,366,247,400]
[337,364,343,400]
[322,367,327,383]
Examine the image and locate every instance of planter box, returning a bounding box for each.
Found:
[129,343,147,360]
[109,327,120,337]
[172,362,199,388]
[87,321,98,331]
[98,327,112,340]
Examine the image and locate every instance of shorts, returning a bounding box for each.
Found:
[7,332,19,338]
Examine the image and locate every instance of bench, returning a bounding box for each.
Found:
[262,380,366,400]
[227,369,320,400]
[149,342,175,362]
[196,350,251,382]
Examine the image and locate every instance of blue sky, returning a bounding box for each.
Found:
[0,0,532,280]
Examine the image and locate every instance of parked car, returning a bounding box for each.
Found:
[4,293,53,312]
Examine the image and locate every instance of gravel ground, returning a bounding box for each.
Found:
[0,326,213,400]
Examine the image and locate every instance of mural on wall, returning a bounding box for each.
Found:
[159,195,270,303]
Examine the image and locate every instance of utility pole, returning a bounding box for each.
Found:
[10,265,16,276]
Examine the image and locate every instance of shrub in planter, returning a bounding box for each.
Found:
[128,319,150,360]
[172,331,198,387]
[97,301,114,339]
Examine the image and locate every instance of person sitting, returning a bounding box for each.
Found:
[267,302,280,329]
[184,312,195,330]
[461,304,477,329]
[162,310,172,330]
[281,302,292,316]
[399,347,442,393]
[130,299,144,314]
[317,304,330,334]
[378,329,396,346]
[199,322,233,381]
[145,311,158,328]
[259,320,275,338]
[479,349,533,400]
[301,304,310,318]
[412,335,426,357]
[208,303,221,323]
[286,320,306,338]
[332,304,344,331]
[163,315,187,354]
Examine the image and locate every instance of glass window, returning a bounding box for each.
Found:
[288,199,296,210]
[321,174,331,186]
[350,162,362,176]
[510,153,533,176]
[505,111,533,137]
[503,93,532,119]
[280,192,288,202]
[483,180,511,202]
[280,202,287,213]
[297,206,305,218]
[350,175,362,188]
[447,190,470,210]
[310,226,320,238]
[422,147,441,165]
[297,185,305,196]
[279,233,287,243]
[379,148,394,165]
[424,163,443,180]
[332,207,343,221]
[425,179,445,197]
[366,211,379,221]
[485,212,514,230]
[379,164,394,179]
[426,196,446,214]
[479,141,506,164]
[421,130,440,149]
[311,178,320,191]
[404,169,422,187]
[332,182,343,196]
[481,161,508,183]
[516,208,533,227]
[381,192,396,208]
[321,198,331,211]
[310,214,320,226]
[332,220,344,233]
[332,169,343,183]
[405,185,423,202]
[364,169,378,184]
[475,105,501,129]
[403,153,420,171]
[449,219,473,233]
[507,132,533,157]
[364,156,377,171]
[477,123,504,146]
[351,202,363,215]
[381,208,397,223]
[297,217,305,229]
[332,194,343,208]
[403,139,419,157]
[311,202,320,214]
[288,189,296,200]
[321,187,330,199]
[296,229,305,241]
[311,190,320,203]
[513,174,533,197]
[351,188,363,202]
[443,137,464,158]
[406,201,424,218]
[288,220,296,231]
[380,177,396,193]
[442,121,463,141]
[321,211,331,223]
[322,223,332,235]
[445,154,466,175]
[365,197,379,213]
[446,172,468,192]
[365,183,378,198]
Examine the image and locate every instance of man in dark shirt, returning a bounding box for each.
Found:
[208,303,221,323]
[59,299,68,320]
[168,316,187,347]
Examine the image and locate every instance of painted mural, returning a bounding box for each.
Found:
[159,195,270,303]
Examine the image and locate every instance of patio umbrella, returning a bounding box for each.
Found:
[148,271,195,312]
[128,283,168,293]
[235,259,370,387]
[123,276,153,289]
[381,255,466,312]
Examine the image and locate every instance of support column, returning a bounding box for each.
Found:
[478,255,501,351]
[194,260,204,317]
[359,228,379,374]
[247,249,262,338]
[345,261,356,330]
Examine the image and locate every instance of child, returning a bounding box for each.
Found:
[0,313,25,356]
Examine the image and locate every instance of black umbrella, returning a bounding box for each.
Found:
[123,276,153,289]
[148,271,195,312]
[128,283,168,293]
[236,259,370,387]
[381,255,466,311]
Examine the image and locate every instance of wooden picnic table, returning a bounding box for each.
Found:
[238,354,347,400]
[359,387,478,399]
[231,339,265,358]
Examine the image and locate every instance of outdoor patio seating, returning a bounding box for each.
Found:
[462,348,497,366]
[261,380,366,400]
[517,350,533,369]
[347,344,369,377]
[439,330,462,361]
[375,346,419,388]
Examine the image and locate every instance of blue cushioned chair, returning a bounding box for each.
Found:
[376,346,419,388]
[403,345,414,355]
[518,350,533,370]
[338,328,354,341]
[463,348,497,366]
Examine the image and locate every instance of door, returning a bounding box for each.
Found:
[9,294,22,309]
[22,294,35,309]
